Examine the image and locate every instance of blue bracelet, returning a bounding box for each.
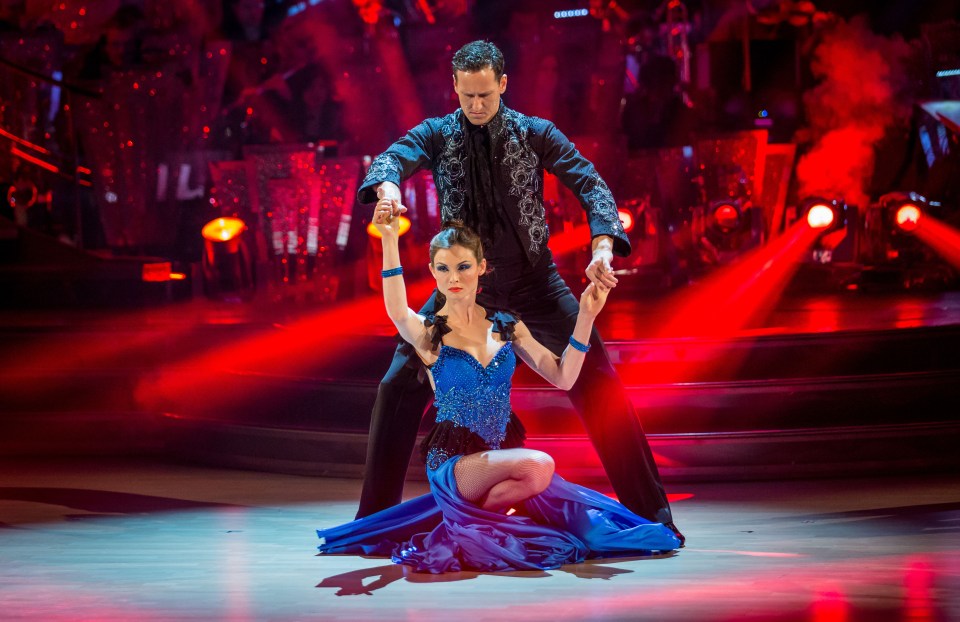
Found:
[568,336,591,352]
[381,266,403,278]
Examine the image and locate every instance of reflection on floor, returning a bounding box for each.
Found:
[0,456,957,621]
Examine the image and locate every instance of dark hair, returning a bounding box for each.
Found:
[451,40,505,81]
[429,220,484,265]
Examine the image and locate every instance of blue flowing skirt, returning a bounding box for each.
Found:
[317,456,680,573]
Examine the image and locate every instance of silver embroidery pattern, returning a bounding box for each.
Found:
[363,152,402,187]
[501,110,547,255]
[436,114,466,221]
[583,173,624,237]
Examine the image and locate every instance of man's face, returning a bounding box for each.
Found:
[453,68,507,126]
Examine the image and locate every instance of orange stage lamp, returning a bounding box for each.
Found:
[366,216,412,239]
[202,217,247,243]
[201,216,255,301]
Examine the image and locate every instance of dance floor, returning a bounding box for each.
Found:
[0,456,957,621]
[2,274,960,620]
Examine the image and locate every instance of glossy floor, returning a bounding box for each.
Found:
[0,457,957,621]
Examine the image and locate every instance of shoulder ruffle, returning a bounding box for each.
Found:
[487,310,520,343]
[423,313,451,350]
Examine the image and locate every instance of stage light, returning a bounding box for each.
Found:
[883,192,935,234]
[806,204,834,228]
[710,201,742,233]
[894,203,922,232]
[366,216,411,239]
[859,191,959,288]
[870,191,937,264]
[202,217,246,243]
[142,262,173,282]
[200,216,255,301]
[800,197,846,232]
[795,197,855,266]
[612,198,666,273]
[696,199,764,266]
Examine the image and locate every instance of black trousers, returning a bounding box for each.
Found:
[355,251,673,524]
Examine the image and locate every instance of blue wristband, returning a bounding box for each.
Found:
[381,266,403,278]
[568,336,591,352]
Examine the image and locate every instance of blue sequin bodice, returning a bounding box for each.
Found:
[433,343,515,446]
[419,311,525,471]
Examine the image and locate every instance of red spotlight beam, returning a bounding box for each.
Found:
[369,23,425,137]
[630,220,824,385]
[546,224,592,258]
[658,220,823,339]
[138,225,597,414]
[136,273,437,413]
[912,214,960,271]
[3,303,208,397]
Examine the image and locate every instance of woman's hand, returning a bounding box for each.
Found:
[372,198,403,240]
[578,281,609,318]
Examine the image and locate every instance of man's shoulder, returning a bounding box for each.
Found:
[418,110,461,131]
[501,106,554,134]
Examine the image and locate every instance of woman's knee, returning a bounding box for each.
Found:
[520,451,555,494]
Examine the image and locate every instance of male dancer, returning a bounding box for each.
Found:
[354,40,683,543]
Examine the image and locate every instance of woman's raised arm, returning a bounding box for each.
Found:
[373,198,431,351]
[511,282,608,391]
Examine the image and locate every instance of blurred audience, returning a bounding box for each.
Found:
[75,5,149,81]
[218,0,286,103]
[243,61,344,145]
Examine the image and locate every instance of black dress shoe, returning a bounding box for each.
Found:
[665,522,685,548]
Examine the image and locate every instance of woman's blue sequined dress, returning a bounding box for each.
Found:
[316,313,680,573]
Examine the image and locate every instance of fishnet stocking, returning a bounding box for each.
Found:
[454,448,555,512]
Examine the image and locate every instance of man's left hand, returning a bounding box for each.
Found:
[585,237,618,289]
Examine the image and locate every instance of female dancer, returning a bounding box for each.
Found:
[316,201,680,572]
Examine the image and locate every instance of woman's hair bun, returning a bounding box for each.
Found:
[441,219,466,230]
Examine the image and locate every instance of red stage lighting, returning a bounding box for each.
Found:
[201,216,255,301]
[618,208,635,234]
[711,201,741,232]
[882,192,932,236]
[894,203,922,232]
[698,199,765,265]
[202,217,246,243]
[801,197,845,232]
[141,262,173,282]
[806,203,835,229]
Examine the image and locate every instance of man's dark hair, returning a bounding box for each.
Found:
[452,40,505,80]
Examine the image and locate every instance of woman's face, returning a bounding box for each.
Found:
[429,245,485,300]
